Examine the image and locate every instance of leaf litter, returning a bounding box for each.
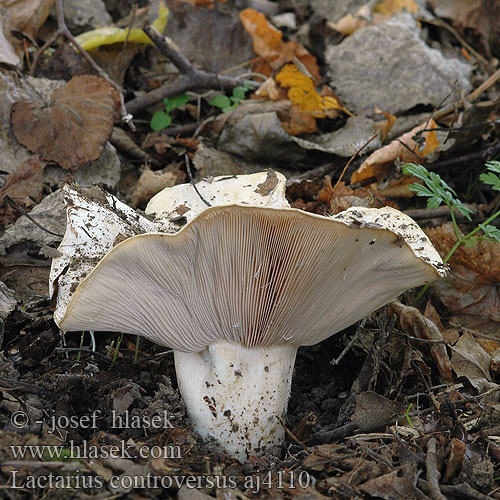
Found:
[0,0,500,498]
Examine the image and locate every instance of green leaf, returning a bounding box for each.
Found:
[150,110,172,131]
[209,94,232,109]
[485,160,500,174]
[453,200,473,220]
[403,162,470,219]
[165,94,189,113]
[480,171,500,192]
[232,86,246,100]
[479,223,500,242]
[222,102,239,113]
[427,197,442,209]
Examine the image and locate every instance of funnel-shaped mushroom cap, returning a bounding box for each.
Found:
[57,205,445,352]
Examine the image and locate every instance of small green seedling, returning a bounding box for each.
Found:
[403,160,500,302]
[150,94,190,131]
[209,81,252,113]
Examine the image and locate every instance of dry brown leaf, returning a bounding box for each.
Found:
[317,179,398,214]
[2,0,54,40]
[374,107,396,142]
[131,168,178,207]
[389,301,453,381]
[329,0,417,35]
[0,158,43,226]
[431,0,500,57]
[279,104,318,135]
[450,331,491,381]
[360,465,417,500]
[239,8,320,81]
[427,224,500,325]
[11,75,120,170]
[254,77,280,101]
[442,438,466,484]
[329,13,368,35]
[0,18,19,65]
[352,391,404,432]
[351,119,439,186]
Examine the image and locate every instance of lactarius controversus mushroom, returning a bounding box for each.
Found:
[50,173,446,461]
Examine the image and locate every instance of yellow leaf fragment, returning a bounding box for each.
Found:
[75,1,168,51]
[276,64,346,117]
[374,0,418,15]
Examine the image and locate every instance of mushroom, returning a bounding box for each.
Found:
[50,175,446,461]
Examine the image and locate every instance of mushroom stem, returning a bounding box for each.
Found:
[174,342,297,461]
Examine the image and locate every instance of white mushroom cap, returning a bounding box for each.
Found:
[56,204,445,351]
[146,171,289,224]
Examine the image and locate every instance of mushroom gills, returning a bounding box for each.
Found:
[174,342,297,461]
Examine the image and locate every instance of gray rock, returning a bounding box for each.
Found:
[0,281,16,320]
[310,116,381,157]
[0,190,65,257]
[218,110,309,164]
[63,0,111,33]
[311,0,378,23]
[325,13,472,115]
[44,142,121,189]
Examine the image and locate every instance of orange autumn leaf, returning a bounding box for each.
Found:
[351,119,439,186]
[374,106,396,141]
[276,64,346,118]
[239,9,320,80]
[373,0,418,15]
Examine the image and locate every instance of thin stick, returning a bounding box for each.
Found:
[3,196,64,237]
[426,437,447,500]
[126,26,259,115]
[185,154,211,207]
[334,134,378,190]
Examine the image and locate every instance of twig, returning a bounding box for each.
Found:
[185,154,211,207]
[311,422,358,444]
[334,134,378,190]
[434,67,500,120]
[418,479,495,500]
[30,0,134,129]
[126,25,260,115]
[0,376,53,396]
[277,416,310,452]
[3,195,64,237]
[403,204,482,221]
[429,142,500,170]
[426,437,447,500]
[418,18,490,70]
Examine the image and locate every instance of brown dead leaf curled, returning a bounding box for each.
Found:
[431,0,500,57]
[374,107,396,142]
[2,0,54,47]
[389,301,453,381]
[350,119,439,195]
[352,391,404,431]
[427,224,500,326]
[0,158,44,226]
[11,75,120,170]
[450,331,491,381]
[360,464,417,500]
[442,438,466,483]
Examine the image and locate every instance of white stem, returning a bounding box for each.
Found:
[174,342,297,461]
